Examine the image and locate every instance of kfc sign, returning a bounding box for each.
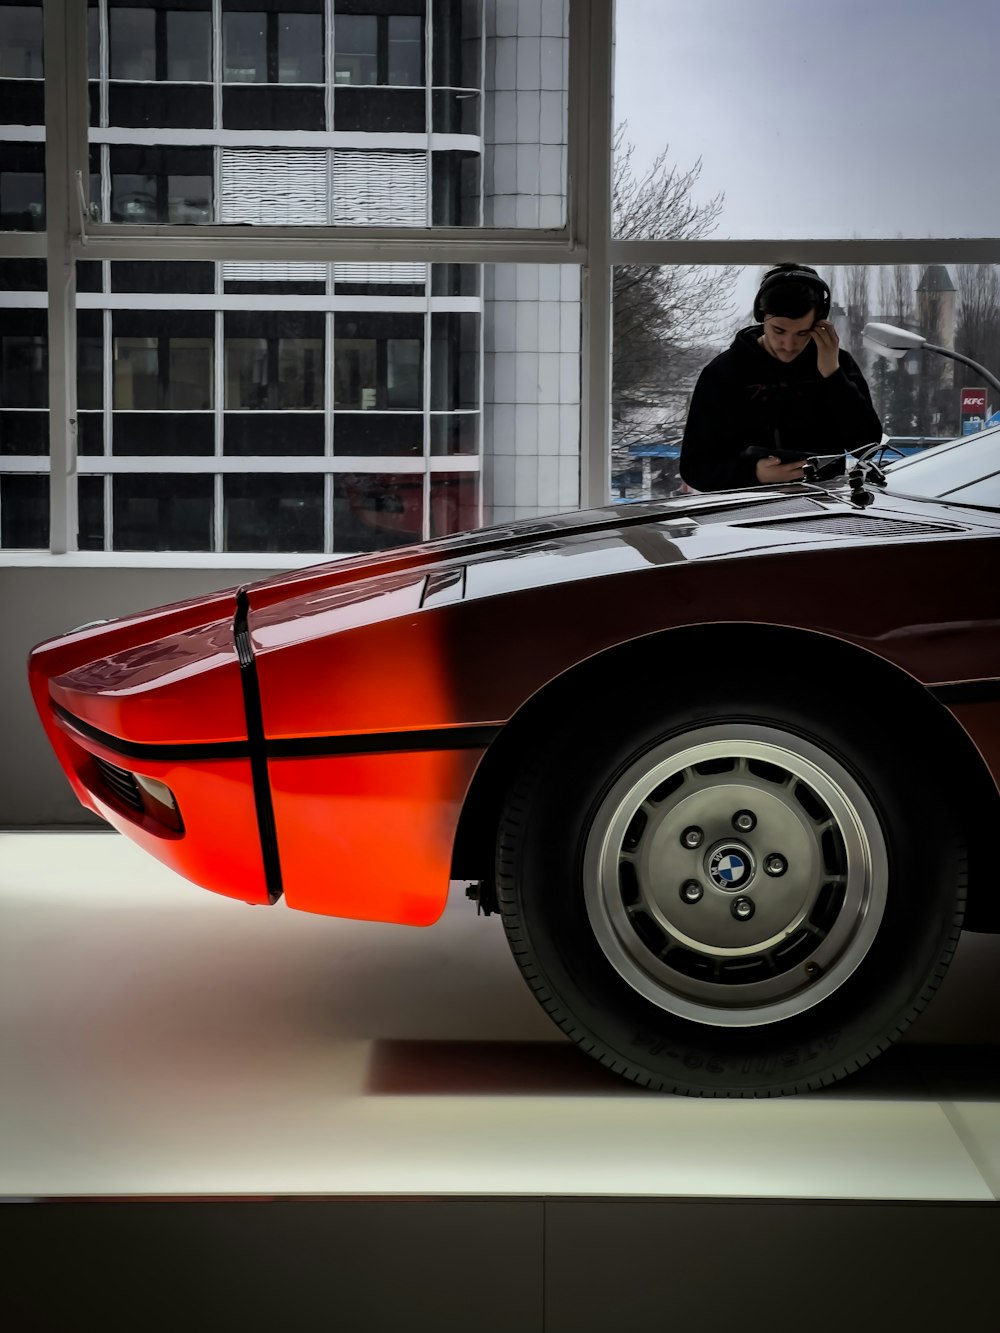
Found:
[960,387,987,415]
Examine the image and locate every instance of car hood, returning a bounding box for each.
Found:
[246,482,998,612]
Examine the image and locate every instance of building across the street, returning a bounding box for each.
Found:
[0,0,579,553]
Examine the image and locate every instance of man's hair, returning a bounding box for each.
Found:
[754,264,831,321]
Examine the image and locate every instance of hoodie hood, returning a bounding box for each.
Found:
[730,324,822,379]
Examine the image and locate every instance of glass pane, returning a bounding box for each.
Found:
[1,474,47,548]
[277,338,324,408]
[167,174,212,223]
[78,411,105,456]
[110,8,156,81]
[333,413,423,457]
[78,335,103,410]
[609,260,1000,500]
[112,412,214,456]
[87,7,100,79]
[79,474,105,551]
[113,336,160,408]
[166,11,211,83]
[111,173,157,223]
[334,472,424,551]
[333,339,377,409]
[112,474,213,551]
[1,334,47,406]
[0,408,48,455]
[224,474,324,552]
[430,472,478,537]
[386,338,422,408]
[430,412,479,456]
[614,0,1000,240]
[0,171,45,230]
[224,412,324,456]
[431,311,479,410]
[388,16,422,86]
[278,14,323,84]
[0,4,44,79]
[167,339,213,409]
[334,15,377,85]
[223,12,266,82]
[226,338,270,408]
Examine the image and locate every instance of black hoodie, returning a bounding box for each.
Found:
[679,325,883,492]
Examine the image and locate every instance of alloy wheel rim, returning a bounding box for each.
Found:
[582,724,888,1027]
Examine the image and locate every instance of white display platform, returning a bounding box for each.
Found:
[2,831,999,1202]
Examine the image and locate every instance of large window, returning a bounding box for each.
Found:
[110,147,213,223]
[15,1,998,562]
[109,5,212,82]
[0,144,44,231]
[0,3,44,78]
[223,9,324,83]
[334,13,423,86]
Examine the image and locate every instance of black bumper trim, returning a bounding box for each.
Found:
[53,706,500,765]
[234,589,284,904]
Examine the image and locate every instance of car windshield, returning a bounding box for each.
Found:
[881,425,1000,510]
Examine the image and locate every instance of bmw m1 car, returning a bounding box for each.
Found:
[28,438,1000,1097]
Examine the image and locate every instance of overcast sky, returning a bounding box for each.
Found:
[614,0,1000,237]
[613,0,1000,324]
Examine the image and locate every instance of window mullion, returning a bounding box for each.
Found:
[571,0,613,510]
[44,0,87,553]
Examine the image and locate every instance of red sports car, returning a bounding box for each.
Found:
[28,438,1000,1097]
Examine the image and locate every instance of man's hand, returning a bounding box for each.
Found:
[810,319,840,377]
[755,456,805,485]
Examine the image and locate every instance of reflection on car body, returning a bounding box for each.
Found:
[29,431,1000,1097]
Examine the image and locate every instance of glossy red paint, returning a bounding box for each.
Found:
[28,586,270,904]
[27,483,1000,929]
[270,750,484,923]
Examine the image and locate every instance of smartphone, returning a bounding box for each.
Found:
[741,446,815,463]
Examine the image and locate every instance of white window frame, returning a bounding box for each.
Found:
[4,0,1000,553]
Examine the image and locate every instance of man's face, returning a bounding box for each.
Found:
[759,311,817,362]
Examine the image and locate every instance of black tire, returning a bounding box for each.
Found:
[495,678,966,1096]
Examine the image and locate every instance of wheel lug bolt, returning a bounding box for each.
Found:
[682,826,704,849]
[680,880,703,904]
[733,810,756,832]
[765,854,787,877]
[731,897,755,921]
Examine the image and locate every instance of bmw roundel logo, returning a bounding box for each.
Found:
[709,846,754,891]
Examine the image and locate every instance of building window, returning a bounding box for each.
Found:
[112,316,214,412]
[225,337,324,410]
[1,475,47,548]
[0,4,44,79]
[0,169,44,231]
[334,472,423,551]
[334,13,423,86]
[224,474,324,552]
[224,314,324,410]
[110,147,213,224]
[109,5,212,82]
[1,142,45,231]
[223,10,324,84]
[334,314,423,410]
[112,474,214,551]
[1,326,47,407]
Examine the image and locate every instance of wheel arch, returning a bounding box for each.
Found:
[450,621,1000,932]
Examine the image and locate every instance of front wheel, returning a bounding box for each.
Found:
[495,685,965,1096]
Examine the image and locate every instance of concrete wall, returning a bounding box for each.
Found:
[0,561,297,826]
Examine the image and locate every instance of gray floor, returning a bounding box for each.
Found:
[3,830,1000,1201]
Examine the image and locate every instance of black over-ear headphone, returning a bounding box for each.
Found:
[753,266,831,322]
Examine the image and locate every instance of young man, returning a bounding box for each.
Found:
[679,264,882,492]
